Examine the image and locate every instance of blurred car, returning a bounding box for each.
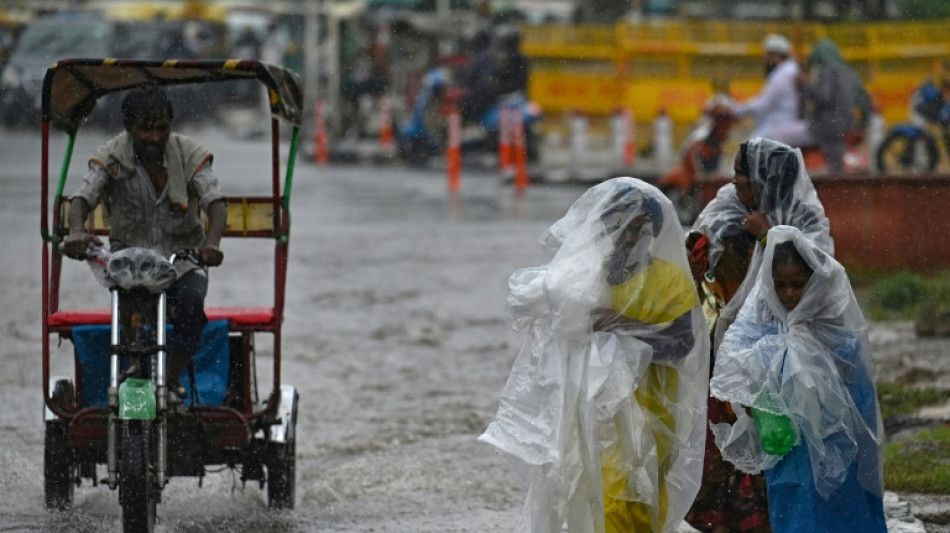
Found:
[1,12,164,128]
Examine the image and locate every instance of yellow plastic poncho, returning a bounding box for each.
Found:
[480,177,709,533]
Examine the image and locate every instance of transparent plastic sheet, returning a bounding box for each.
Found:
[709,226,884,500]
[104,247,178,293]
[480,177,710,533]
[710,406,781,474]
[691,138,834,349]
[84,244,113,288]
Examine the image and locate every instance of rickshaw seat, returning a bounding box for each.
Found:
[72,320,231,407]
[49,307,276,328]
[208,307,275,326]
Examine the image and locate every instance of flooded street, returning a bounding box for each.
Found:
[0,126,584,532]
[2,126,947,532]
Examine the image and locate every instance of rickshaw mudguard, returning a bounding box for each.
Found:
[118,378,156,420]
[268,385,298,444]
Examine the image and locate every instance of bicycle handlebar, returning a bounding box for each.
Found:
[169,248,205,267]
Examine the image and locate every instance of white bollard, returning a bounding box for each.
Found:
[498,106,514,171]
[569,111,588,178]
[653,108,674,173]
[868,105,886,163]
[611,108,636,168]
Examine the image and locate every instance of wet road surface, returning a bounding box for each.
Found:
[0,126,582,532]
[1,126,945,532]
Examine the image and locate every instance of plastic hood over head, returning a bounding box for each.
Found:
[480,177,709,533]
[809,38,846,69]
[693,137,832,274]
[709,225,884,500]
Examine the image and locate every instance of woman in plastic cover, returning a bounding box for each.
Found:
[480,177,709,533]
[685,137,833,532]
[709,225,887,533]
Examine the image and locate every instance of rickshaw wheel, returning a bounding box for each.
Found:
[267,438,296,509]
[44,420,74,510]
[120,421,157,533]
[266,393,298,509]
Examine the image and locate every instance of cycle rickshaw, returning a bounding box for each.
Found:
[40,58,303,532]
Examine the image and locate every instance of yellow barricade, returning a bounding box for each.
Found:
[524,19,950,144]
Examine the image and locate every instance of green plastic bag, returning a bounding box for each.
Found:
[751,407,795,456]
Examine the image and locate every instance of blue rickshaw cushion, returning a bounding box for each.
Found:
[72,319,230,407]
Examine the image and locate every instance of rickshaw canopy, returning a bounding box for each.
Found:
[42,58,303,135]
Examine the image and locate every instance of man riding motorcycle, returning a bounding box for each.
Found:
[731,34,801,142]
[910,61,950,128]
[62,86,227,400]
[458,25,529,124]
[731,36,871,174]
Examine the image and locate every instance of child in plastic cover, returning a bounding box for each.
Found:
[480,177,710,533]
[709,225,887,533]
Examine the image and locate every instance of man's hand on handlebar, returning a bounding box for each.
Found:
[62,232,103,260]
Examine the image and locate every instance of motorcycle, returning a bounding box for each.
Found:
[875,91,950,174]
[397,62,541,167]
[658,95,870,225]
[74,247,198,530]
[656,96,737,225]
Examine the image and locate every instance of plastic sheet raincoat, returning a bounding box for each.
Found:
[710,225,886,533]
[685,138,833,533]
[480,177,709,533]
[692,137,833,347]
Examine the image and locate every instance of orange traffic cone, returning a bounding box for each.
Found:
[314,100,328,165]
[379,94,394,154]
[622,107,636,167]
[447,107,461,192]
[513,109,529,192]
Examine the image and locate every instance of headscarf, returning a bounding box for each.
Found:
[692,137,833,346]
[809,38,846,69]
[693,137,832,272]
[480,177,709,533]
[709,226,883,500]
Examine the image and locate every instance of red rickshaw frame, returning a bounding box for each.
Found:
[39,58,304,447]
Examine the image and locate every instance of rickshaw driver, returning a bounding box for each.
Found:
[61,85,228,400]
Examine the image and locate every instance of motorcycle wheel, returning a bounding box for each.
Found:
[876,128,938,175]
[44,421,74,510]
[120,420,156,533]
[267,391,298,509]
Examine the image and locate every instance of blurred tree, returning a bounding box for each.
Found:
[618,0,898,21]
[897,0,950,19]
[577,0,631,23]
